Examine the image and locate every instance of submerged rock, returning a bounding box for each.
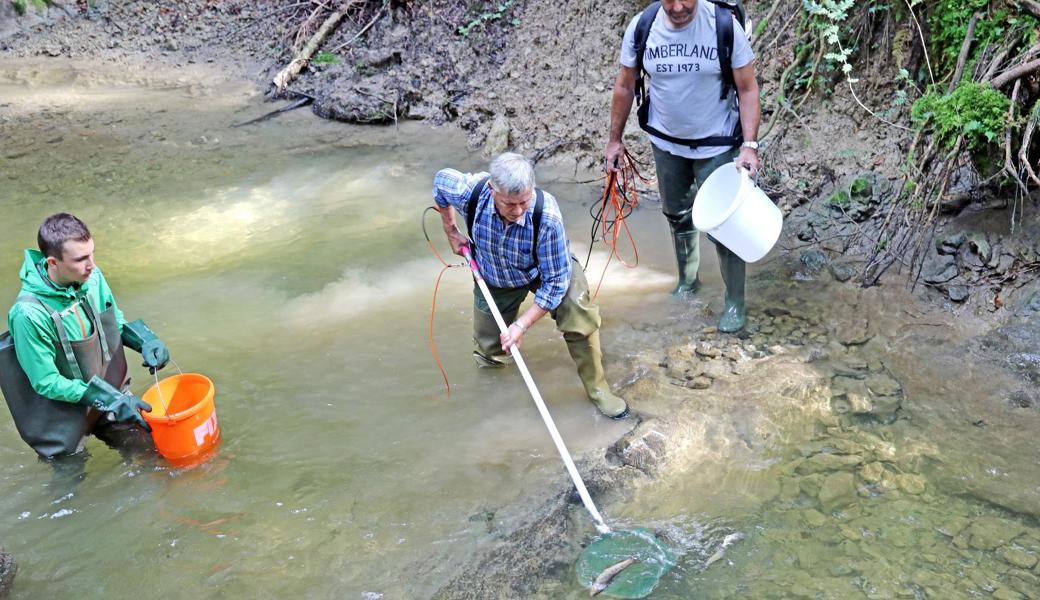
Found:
[966,516,1025,551]
[997,546,1038,570]
[0,549,13,598]
[796,452,864,475]
[818,472,857,510]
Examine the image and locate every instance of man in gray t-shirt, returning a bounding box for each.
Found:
[605,0,761,333]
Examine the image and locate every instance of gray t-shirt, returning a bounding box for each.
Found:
[620,1,755,159]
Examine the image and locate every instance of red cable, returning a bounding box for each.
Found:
[591,153,646,300]
[423,208,466,395]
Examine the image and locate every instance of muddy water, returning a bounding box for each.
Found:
[0,60,669,598]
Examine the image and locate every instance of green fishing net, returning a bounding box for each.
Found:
[574,527,676,598]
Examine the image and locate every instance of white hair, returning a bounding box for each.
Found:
[489,152,536,195]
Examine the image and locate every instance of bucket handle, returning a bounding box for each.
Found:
[150,359,185,422]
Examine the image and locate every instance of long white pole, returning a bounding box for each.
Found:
[462,247,611,534]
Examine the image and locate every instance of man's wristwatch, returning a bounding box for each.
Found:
[741,141,759,150]
[512,321,528,333]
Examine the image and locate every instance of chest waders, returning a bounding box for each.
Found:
[0,295,129,457]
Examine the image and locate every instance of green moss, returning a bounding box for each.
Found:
[911,82,1010,151]
[850,177,871,197]
[928,1,1039,74]
[829,190,852,207]
[312,51,341,66]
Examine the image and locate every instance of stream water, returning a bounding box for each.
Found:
[2,61,1039,600]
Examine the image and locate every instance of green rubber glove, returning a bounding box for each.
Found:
[121,319,170,373]
[81,376,152,431]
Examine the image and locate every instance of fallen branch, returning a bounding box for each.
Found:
[272,7,349,92]
[990,57,1040,89]
[1019,102,1040,187]
[1018,0,1040,20]
[949,12,980,93]
[231,95,313,128]
[1003,80,1030,198]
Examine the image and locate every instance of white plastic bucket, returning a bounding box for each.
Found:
[692,165,782,263]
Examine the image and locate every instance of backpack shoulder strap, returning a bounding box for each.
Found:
[465,176,490,240]
[709,0,736,100]
[531,188,544,264]
[633,1,661,106]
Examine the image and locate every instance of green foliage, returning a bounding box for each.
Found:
[457,0,516,37]
[850,176,871,197]
[927,1,1039,73]
[312,51,341,66]
[12,0,53,15]
[753,16,770,39]
[829,190,852,206]
[803,0,857,78]
[911,82,1009,151]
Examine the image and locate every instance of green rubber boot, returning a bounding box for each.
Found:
[671,229,701,296]
[566,331,629,418]
[718,245,747,333]
[472,307,511,368]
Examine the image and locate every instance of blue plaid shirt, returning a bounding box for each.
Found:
[433,168,572,311]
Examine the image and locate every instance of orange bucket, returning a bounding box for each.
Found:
[142,373,220,466]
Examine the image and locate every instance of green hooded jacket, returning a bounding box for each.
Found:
[7,249,127,403]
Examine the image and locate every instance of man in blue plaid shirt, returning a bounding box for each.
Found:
[432,153,628,418]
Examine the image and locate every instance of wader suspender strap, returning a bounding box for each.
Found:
[465,177,545,265]
[16,295,84,381]
[78,294,111,363]
[633,0,743,149]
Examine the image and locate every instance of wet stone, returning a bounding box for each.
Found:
[802,509,828,528]
[796,453,865,475]
[859,462,886,484]
[685,376,712,390]
[695,344,721,359]
[936,516,970,538]
[765,306,791,318]
[991,587,1024,600]
[613,424,669,474]
[829,262,857,282]
[999,547,1039,570]
[895,474,926,494]
[937,231,967,254]
[800,474,824,497]
[923,253,958,284]
[836,318,871,346]
[967,516,1026,551]
[818,472,857,510]
[865,373,902,397]
[948,285,970,303]
[1008,572,1040,597]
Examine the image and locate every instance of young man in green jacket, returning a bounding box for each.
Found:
[0,213,169,458]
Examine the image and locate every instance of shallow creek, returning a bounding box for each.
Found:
[2,61,1039,600]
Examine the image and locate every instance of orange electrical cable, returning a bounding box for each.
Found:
[423,207,467,395]
[589,151,650,300]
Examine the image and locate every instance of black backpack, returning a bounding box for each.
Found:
[632,0,747,149]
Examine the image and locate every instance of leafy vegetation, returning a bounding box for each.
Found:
[457,0,516,37]
[312,51,341,66]
[911,82,1010,151]
[11,0,54,16]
